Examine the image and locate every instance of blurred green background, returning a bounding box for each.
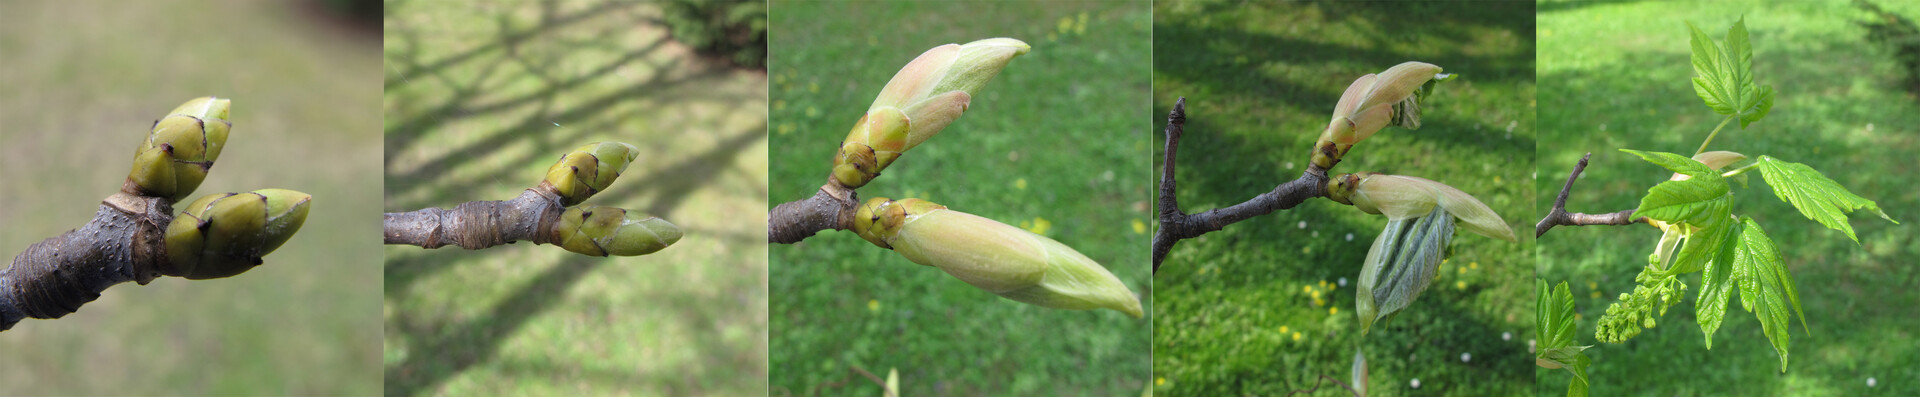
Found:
[1151,1,1536,395]
[0,0,382,395]
[1535,0,1919,395]
[384,0,767,395]
[768,1,1150,395]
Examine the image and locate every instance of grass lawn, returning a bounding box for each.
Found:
[0,1,383,395]
[1151,1,1538,395]
[1535,0,1920,394]
[383,0,768,395]
[767,1,1151,395]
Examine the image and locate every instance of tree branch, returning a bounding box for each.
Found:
[767,179,858,244]
[1535,152,1645,238]
[384,187,565,249]
[1153,97,1329,273]
[0,194,173,331]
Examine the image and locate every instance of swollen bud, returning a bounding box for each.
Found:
[832,38,1030,188]
[127,96,232,201]
[858,197,1142,318]
[551,205,681,256]
[1311,62,1450,169]
[163,188,310,280]
[1333,172,1516,243]
[543,142,639,206]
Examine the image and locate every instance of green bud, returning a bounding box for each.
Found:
[552,205,681,256]
[832,38,1029,188]
[543,142,639,206]
[164,188,310,280]
[860,197,1142,317]
[127,96,232,201]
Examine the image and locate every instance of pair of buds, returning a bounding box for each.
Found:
[1312,62,1454,170]
[123,97,313,280]
[541,142,682,257]
[829,39,1141,317]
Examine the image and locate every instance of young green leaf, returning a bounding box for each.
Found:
[1694,219,1743,348]
[1729,218,1804,372]
[1753,156,1897,243]
[1687,17,1775,128]
[1621,149,1732,230]
[1536,279,1591,397]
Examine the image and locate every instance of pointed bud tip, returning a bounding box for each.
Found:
[170,96,231,121]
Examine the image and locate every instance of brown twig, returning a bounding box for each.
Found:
[384,187,566,249]
[1153,97,1330,273]
[1535,152,1645,238]
[767,180,858,244]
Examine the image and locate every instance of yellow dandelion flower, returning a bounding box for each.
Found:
[1132,219,1147,234]
[1280,325,1290,334]
[1303,285,1312,293]
[1026,217,1052,235]
[1156,377,1165,386]
[1292,332,1302,341]
[1015,178,1028,190]
[1455,281,1467,290]
[808,82,820,93]
[1329,307,1338,315]
[868,299,880,312]
[1470,262,1479,270]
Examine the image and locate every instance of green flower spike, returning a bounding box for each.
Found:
[552,205,682,257]
[1311,62,1452,169]
[127,96,232,201]
[832,38,1030,188]
[855,197,1143,318]
[543,142,640,206]
[164,188,310,280]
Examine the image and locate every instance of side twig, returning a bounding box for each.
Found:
[1153,97,1330,273]
[1534,152,1644,238]
[766,180,858,244]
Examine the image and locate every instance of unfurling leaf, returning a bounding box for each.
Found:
[1357,208,1452,334]
[1753,156,1897,243]
[1730,218,1803,372]
[1621,149,1732,231]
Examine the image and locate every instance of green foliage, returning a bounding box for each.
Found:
[1356,208,1454,334]
[1537,1,1920,394]
[1688,17,1775,129]
[661,0,766,68]
[1753,155,1897,242]
[1536,279,1591,397]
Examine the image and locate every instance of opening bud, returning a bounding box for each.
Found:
[862,197,1142,318]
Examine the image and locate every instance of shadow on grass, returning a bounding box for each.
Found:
[382,1,765,394]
